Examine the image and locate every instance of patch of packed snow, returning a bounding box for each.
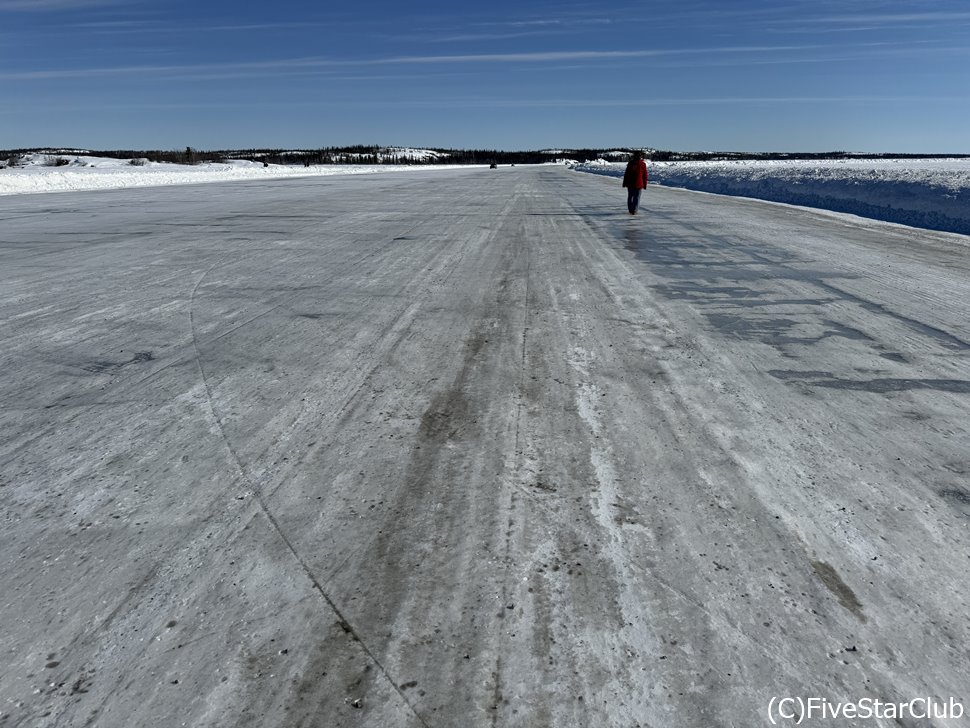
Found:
[0,153,475,196]
[571,158,970,236]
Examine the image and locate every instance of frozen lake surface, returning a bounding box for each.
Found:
[2,167,969,726]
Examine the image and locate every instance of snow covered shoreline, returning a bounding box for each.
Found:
[572,158,970,236]
[6,153,970,237]
[0,154,480,196]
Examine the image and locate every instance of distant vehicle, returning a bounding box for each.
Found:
[489,163,498,169]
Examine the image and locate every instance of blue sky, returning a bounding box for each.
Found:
[2,0,968,151]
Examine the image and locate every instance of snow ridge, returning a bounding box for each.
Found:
[572,158,970,236]
[0,153,475,196]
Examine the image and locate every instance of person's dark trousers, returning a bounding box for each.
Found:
[627,188,642,214]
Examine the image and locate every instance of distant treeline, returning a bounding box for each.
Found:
[216,147,613,166]
[0,145,606,166]
[3,146,968,166]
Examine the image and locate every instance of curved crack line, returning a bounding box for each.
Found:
[181,206,497,723]
[188,261,432,728]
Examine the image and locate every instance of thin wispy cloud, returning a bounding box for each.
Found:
[205,21,332,31]
[0,0,125,10]
[428,29,569,43]
[803,11,970,24]
[410,14,614,43]
[56,19,336,36]
[68,19,161,33]
[495,17,614,27]
[73,20,152,28]
[447,95,967,108]
[0,59,318,81]
[0,45,833,81]
[4,94,963,116]
[375,45,820,65]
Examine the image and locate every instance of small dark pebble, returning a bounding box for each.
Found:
[45,661,61,669]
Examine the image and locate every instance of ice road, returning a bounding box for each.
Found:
[2,167,969,727]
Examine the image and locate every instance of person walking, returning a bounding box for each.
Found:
[622,150,649,215]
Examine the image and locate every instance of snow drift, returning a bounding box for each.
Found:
[0,154,475,196]
[572,158,970,236]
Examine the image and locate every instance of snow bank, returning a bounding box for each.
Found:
[572,158,970,236]
[0,154,474,196]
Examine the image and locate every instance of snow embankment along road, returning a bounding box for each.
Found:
[2,168,969,727]
[573,157,970,236]
[0,153,482,195]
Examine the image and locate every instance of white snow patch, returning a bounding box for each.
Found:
[0,153,477,196]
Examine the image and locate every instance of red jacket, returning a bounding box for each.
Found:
[622,159,648,189]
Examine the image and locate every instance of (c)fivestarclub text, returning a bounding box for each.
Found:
[767,696,965,724]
